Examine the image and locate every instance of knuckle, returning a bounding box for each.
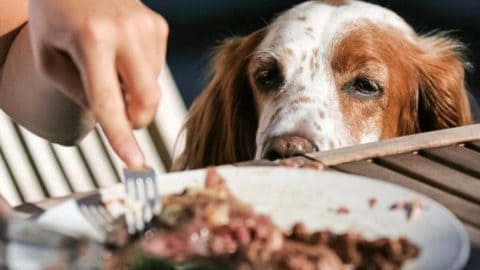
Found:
[147,87,162,107]
[155,15,169,38]
[140,15,157,34]
[137,92,160,112]
[129,94,160,128]
[128,107,150,129]
[114,13,137,34]
[75,18,109,44]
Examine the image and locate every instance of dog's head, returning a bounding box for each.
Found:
[174,0,472,170]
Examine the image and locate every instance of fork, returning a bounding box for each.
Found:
[78,202,123,244]
[123,167,162,235]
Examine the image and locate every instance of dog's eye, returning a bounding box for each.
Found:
[255,65,283,91]
[343,77,383,98]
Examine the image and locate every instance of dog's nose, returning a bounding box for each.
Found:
[263,135,317,160]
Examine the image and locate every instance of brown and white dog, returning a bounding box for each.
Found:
[173,0,472,170]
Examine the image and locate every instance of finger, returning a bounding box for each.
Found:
[79,47,145,168]
[147,13,169,75]
[117,44,161,129]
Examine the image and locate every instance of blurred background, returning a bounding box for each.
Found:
[143,0,480,107]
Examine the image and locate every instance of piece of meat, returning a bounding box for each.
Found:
[390,199,424,221]
[369,198,377,208]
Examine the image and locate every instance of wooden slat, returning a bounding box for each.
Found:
[467,140,480,152]
[421,145,480,178]
[307,124,480,166]
[333,161,480,228]
[376,153,480,204]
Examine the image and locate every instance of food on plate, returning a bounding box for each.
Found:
[368,198,377,209]
[107,168,419,270]
[390,199,424,221]
[336,205,350,215]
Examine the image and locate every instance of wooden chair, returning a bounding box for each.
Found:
[0,66,187,206]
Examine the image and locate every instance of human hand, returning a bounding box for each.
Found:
[28,0,168,168]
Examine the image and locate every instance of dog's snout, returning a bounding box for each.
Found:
[263,135,317,160]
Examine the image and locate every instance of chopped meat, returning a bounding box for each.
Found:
[336,206,350,215]
[390,199,424,221]
[390,202,405,210]
[115,168,419,270]
[369,198,377,208]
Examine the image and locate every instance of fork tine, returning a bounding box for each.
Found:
[149,176,162,216]
[142,177,153,223]
[123,167,158,235]
[79,205,107,241]
[135,177,146,232]
[124,179,137,234]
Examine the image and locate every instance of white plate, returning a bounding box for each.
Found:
[101,167,469,269]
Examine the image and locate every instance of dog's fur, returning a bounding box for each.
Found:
[173,0,472,170]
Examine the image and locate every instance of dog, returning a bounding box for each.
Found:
[173,0,473,170]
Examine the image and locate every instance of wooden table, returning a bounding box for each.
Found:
[305,124,480,269]
[19,124,480,269]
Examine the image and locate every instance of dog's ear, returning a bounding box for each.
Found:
[172,29,266,170]
[414,34,472,132]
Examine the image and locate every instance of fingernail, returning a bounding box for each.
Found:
[124,144,145,169]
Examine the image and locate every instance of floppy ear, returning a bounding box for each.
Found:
[172,29,266,170]
[414,34,472,131]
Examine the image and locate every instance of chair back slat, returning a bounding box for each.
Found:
[0,147,22,205]
[96,127,125,182]
[134,130,167,174]
[0,112,45,201]
[18,127,71,197]
[78,131,120,187]
[51,144,96,193]
[155,67,187,159]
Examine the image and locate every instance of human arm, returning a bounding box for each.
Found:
[0,0,169,167]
